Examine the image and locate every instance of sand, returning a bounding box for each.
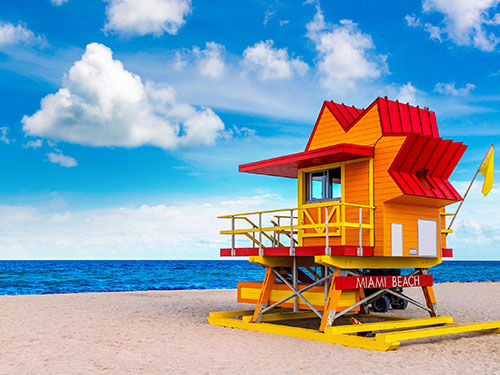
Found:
[0,282,499,374]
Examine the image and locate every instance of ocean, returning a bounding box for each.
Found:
[0,260,499,296]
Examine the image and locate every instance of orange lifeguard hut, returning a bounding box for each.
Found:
[208,97,500,350]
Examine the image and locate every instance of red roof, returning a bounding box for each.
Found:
[388,134,467,201]
[239,143,374,178]
[306,97,440,150]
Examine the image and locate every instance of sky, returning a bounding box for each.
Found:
[0,0,499,260]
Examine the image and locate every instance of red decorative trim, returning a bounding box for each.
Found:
[442,248,453,257]
[220,245,374,257]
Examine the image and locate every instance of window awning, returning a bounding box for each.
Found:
[239,143,374,178]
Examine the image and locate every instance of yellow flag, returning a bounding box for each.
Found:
[479,145,494,196]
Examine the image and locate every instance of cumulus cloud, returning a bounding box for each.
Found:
[104,0,192,36]
[242,40,308,80]
[47,152,78,167]
[0,22,45,47]
[22,43,225,150]
[192,42,226,79]
[306,6,387,91]
[51,0,68,5]
[411,0,500,51]
[434,82,476,96]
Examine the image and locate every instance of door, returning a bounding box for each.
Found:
[418,219,437,257]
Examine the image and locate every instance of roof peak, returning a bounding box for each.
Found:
[323,96,439,137]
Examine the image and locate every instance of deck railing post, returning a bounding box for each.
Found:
[259,213,263,256]
[231,216,235,256]
[358,207,363,256]
[325,205,330,256]
[277,217,280,247]
[289,209,295,256]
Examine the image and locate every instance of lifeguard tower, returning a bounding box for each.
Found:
[208,97,500,350]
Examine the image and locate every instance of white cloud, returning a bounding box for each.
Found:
[397,82,419,104]
[0,22,45,47]
[405,13,443,42]
[104,0,192,36]
[434,82,476,96]
[280,20,290,26]
[242,40,308,80]
[51,0,68,5]
[22,43,225,150]
[405,14,422,28]
[263,7,275,25]
[24,139,43,149]
[421,0,500,51]
[47,152,78,167]
[0,194,295,259]
[447,179,500,259]
[192,42,226,79]
[306,6,387,91]
[0,127,10,144]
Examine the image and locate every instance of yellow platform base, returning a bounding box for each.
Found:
[207,310,500,351]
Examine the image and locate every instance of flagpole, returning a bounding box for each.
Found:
[447,145,493,231]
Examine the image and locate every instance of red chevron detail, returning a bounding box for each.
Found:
[388,134,467,201]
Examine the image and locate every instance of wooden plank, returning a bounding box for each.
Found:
[326,316,454,334]
[376,321,500,343]
[208,315,398,351]
[242,311,317,323]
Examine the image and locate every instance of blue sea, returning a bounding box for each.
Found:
[0,260,499,296]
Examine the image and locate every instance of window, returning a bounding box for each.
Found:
[305,167,341,203]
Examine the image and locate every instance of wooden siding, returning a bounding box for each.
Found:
[308,106,382,150]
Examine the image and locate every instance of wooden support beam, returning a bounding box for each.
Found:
[422,284,438,317]
[252,266,276,322]
[320,268,341,331]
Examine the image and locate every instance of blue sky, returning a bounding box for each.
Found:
[0,0,499,260]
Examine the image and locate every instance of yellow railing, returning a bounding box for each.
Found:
[218,201,375,256]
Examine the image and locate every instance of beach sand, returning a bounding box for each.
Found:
[0,282,499,374]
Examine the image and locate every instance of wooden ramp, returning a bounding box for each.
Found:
[208,310,500,351]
